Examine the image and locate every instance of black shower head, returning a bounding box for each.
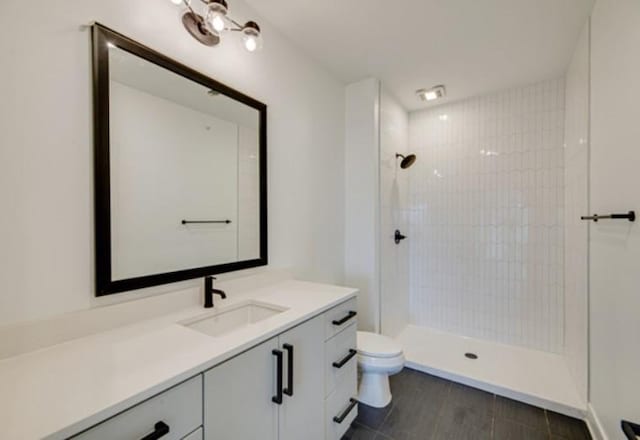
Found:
[396,153,417,169]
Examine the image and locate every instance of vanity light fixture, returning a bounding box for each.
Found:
[171,0,263,52]
[416,85,446,102]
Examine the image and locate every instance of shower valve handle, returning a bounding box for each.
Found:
[394,230,406,244]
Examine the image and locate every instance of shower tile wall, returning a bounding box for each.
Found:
[407,78,566,352]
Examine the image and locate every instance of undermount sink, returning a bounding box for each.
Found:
[182,301,288,338]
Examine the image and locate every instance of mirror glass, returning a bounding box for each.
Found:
[93,24,266,295]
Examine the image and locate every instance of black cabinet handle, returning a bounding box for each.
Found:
[272,349,283,404]
[622,420,640,440]
[332,349,357,368]
[332,311,357,326]
[283,343,294,397]
[333,398,358,424]
[140,421,170,440]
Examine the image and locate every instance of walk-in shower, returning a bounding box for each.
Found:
[378,76,589,418]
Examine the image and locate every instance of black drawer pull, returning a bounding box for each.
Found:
[333,349,357,368]
[283,343,294,397]
[272,349,283,405]
[333,398,358,424]
[622,420,640,440]
[140,421,170,440]
[332,310,357,326]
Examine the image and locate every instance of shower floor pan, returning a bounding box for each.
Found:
[395,325,586,418]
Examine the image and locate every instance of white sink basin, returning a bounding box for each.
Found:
[182,301,288,338]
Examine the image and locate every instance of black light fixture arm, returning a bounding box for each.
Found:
[182,0,198,16]
[227,21,244,31]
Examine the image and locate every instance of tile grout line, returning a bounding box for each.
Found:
[354,400,396,439]
[490,394,497,439]
[494,395,553,433]
[374,400,395,436]
[428,380,453,439]
[544,409,552,439]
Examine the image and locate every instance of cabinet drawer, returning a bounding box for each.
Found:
[325,372,358,440]
[324,323,357,397]
[73,375,203,440]
[324,298,357,340]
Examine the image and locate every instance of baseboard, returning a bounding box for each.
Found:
[585,403,608,440]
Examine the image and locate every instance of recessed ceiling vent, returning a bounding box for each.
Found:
[416,85,446,102]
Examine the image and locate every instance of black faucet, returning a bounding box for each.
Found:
[204,276,226,308]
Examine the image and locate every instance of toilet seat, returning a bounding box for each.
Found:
[357,353,405,374]
[357,331,403,358]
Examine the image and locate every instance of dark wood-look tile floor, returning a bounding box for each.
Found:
[341,368,591,440]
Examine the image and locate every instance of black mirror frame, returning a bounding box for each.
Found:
[92,23,268,296]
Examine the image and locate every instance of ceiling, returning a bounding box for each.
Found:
[244,0,594,111]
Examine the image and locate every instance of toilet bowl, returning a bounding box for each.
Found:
[357,331,405,408]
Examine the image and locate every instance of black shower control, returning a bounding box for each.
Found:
[394,230,407,244]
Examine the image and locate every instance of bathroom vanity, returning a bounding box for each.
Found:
[0,278,358,440]
[0,25,360,440]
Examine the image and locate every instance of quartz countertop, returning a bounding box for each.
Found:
[0,279,357,440]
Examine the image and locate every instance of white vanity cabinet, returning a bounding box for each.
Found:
[323,298,358,440]
[72,375,203,440]
[277,314,325,440]
[204,315,325,440]
[63,297,357,440]
[203,336,280,440]
[203,300,357,440]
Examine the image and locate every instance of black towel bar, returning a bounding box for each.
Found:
[580,211,635,222]
[181,219,232,224]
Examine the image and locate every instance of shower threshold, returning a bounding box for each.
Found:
[395,325,586,418]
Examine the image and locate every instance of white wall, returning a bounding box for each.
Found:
[237,126,260,261]
[0,0,345,325]
[344,78,380,332]
[379,88,410,337]
[589,0,640,437]
[563,23,590,405]
[408,79,566,352]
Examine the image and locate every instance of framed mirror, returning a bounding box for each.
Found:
[92,24,267,296]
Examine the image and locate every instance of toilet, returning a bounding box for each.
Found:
[356,331,405,408]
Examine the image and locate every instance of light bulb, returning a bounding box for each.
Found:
[241,21,262,52]
[244,35,257,52]
[170,0,182,5]
[210,13,226,32]
[205,1,228,35]
[424,91,438,101]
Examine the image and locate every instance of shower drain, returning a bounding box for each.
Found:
[464,352,478,360]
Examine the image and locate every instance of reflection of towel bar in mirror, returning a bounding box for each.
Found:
[181,219,232,225]
[580,211,635,222]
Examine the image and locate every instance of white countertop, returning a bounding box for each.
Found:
[0,279,357,440]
